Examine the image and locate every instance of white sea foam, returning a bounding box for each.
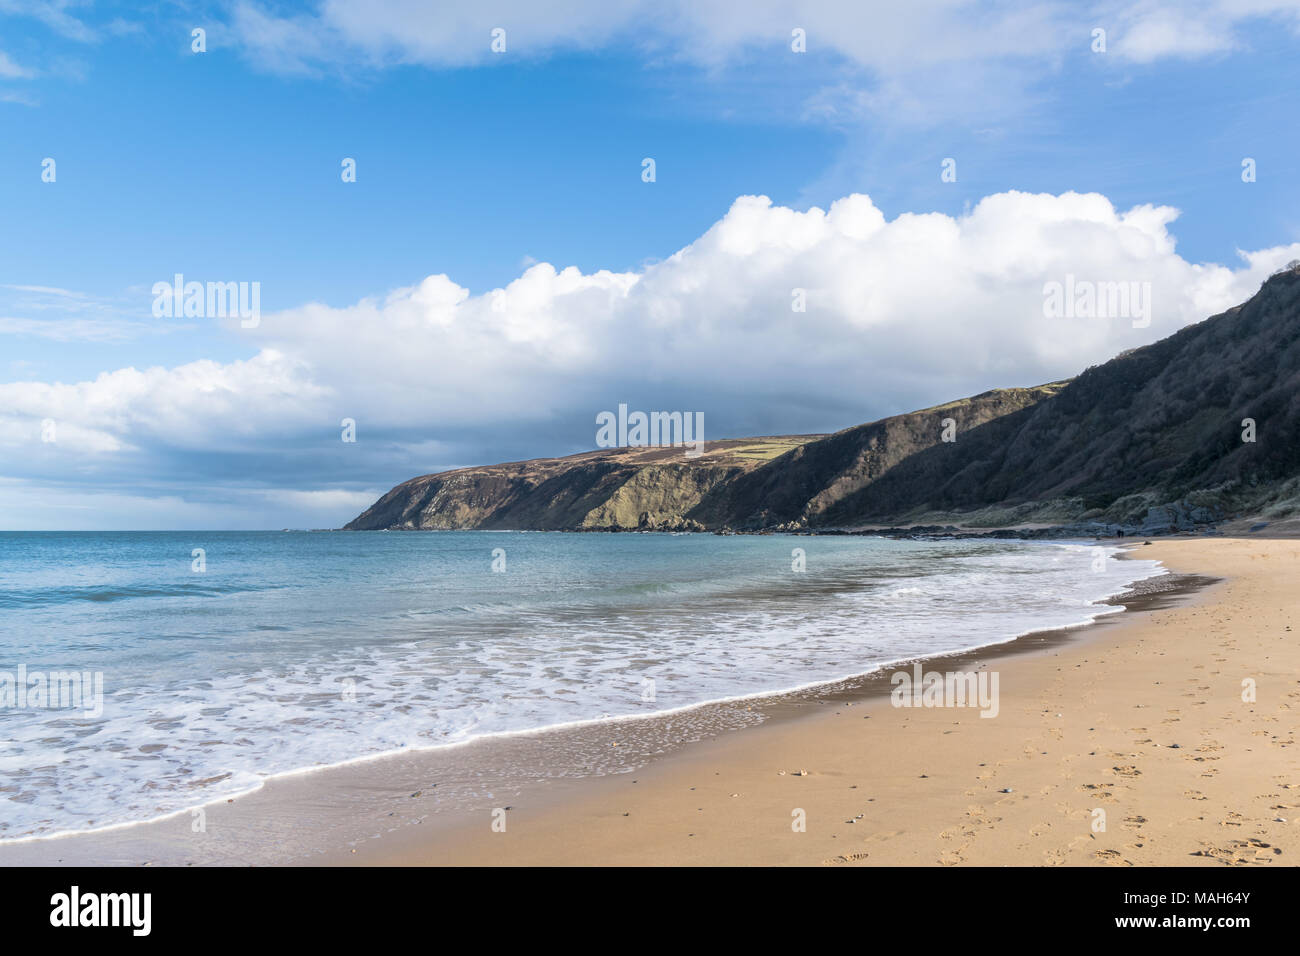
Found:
[0,532,1163,839]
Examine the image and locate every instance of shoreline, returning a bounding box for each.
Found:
[1,539,1191,866]
[382,535,1297,866]
[333,554,1222,866]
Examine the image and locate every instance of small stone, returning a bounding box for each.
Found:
[1000,788,1014,793]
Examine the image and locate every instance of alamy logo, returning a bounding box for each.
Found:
[0,664,103,718]
[595,403,704,458]
[152,273,261,328]
[890,663,999,718]
[1043,274,1151,328]
[50,886,151,936]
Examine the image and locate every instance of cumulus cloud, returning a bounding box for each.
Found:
[240,190,1296,427]
[3,188,1298,530]
[0,350,331,456]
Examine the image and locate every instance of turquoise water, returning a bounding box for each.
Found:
[0,530,1162,839]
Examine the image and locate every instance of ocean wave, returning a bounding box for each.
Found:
[0,533,1163,840]
[0,582,284,608]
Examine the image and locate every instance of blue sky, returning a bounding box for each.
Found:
[3,1,1300,528]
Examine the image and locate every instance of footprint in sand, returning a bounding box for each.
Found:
[1079,783,1118,801]
[1094,848,1133,866]
[823,851,870,865]
[1193,839,1282,866]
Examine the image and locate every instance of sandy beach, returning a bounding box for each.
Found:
[345,536,1299,866]
[2,535,1293,869]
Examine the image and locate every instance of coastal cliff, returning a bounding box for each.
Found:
[348,268,1300,533]
[344,438,822,531]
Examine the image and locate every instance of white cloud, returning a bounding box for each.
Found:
[229,0,1300,75]
[0,0,97,43]
[1105,0,1300,62]
[214,0,1300,134]
[0,49,34,78]
[4,189,1297,485]
[0,349,332,456]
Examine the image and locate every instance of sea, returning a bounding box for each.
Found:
[0,530,1164,842]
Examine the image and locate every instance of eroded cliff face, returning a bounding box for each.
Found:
[348,269,1300,533]
[345,386,1061,532]
[819,267,1300,528]
[691,385,1066,530]
[343,438,821,531]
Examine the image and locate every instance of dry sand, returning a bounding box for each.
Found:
[365,537,1299,866]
